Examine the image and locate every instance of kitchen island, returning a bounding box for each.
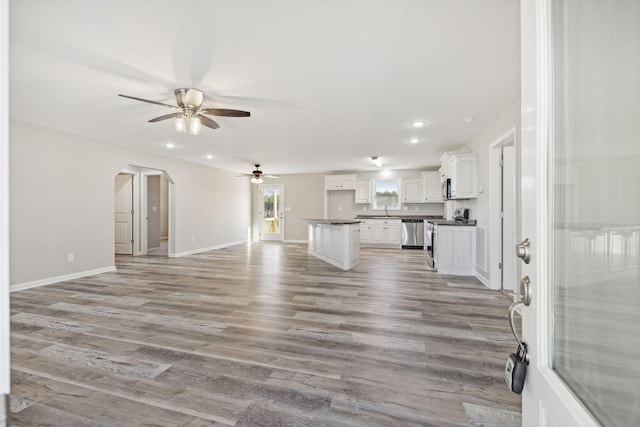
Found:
[301,219,361,270]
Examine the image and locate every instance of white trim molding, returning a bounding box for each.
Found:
[171,240,247,258]
[10,266,117,293]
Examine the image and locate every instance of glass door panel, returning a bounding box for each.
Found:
[550,1,640,425]
[260,185,284,241]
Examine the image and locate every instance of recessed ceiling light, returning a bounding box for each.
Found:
[410,138,419,144]
[412,120,426,128]
[165,143,175,148]
[464,116,476,123]
[205,154,214,159]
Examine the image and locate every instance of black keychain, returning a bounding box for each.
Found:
[505,343,528,394]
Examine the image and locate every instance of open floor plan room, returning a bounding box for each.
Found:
[9,243,520,426]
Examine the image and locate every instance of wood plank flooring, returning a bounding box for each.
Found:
[9,242,521,426]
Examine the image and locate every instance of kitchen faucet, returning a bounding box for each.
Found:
[385,205,388,216]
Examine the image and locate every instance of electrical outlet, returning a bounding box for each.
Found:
[67,254,74,262]
[191,237,196,243]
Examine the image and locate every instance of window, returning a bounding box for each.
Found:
[372,179,400,210]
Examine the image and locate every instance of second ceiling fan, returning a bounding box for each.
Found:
[237,164,279,184]
[118,88,250,134]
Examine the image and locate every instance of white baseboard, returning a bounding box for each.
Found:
[11,266,117,293]
[475,271,491,288]
[171,240,247,257]
[284,240,308,244]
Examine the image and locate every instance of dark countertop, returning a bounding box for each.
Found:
[427,219,476,227]
[300,219,361,225]
[355,215,444,220]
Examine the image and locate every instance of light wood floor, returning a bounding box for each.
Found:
[9,242,521,426]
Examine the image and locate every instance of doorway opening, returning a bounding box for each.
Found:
[489,128,517,291]
[114,166,175,257]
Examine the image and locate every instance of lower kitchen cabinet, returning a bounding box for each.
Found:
[359,219,401,248]
[436,226,476,275]
[307,222,360,270]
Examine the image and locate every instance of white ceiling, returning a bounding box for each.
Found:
[9,0,520,175]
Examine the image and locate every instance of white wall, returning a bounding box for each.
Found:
[251,174,326,242]
[10,121,251,287]
[457,97,521,285]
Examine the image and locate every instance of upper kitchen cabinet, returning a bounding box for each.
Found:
[421,171,443,202]
[402,178,423,203]
[440,152,477,199]
[324,174,357,191]
[355,179,371,203]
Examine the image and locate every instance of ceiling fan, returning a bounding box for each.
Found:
[118,88,250,134]
[237,164,279,184]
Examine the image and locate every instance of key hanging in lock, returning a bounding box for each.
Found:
[505,342,528,394]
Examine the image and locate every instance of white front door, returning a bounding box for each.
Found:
[114,174,134,254]
[520,0,639,425]
[260,184,284,241]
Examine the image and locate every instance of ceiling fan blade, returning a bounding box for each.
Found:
[200,108,250,117]
[118,94,179,110]
[197,114,220,129]
[265,174,279,179]
[148,113,181,123]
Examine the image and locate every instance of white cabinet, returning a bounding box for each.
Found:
[402,178,423,203]
[435,226,476,276]
[359,220,372,243]
[325,174,357,191]
[421,171,443,202]
[306,222,360,270]
[440,152,477,199]
[439,153,450,181]
[361,218,401,247]
[355,179,372,203]
[449,153,477,199]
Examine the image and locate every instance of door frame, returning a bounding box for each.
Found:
[520,0,598,425]
[1,0,10,417]
[489,128,518,291]
[117,165,176,257]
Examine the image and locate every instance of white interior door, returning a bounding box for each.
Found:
[114,174,134,254]
[520,0,639,425]
[260,184,284,241]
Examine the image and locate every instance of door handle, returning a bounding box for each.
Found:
[508,301,526,350]
[508,276,532,361]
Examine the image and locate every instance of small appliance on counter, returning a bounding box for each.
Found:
[453,207,476,225]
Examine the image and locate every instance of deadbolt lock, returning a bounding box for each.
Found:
[515,238,531,264]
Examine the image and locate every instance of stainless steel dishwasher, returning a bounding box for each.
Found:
[401,218,424,249]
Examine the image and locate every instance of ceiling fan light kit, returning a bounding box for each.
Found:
[118,88,250,135]
[239,164,278,184]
